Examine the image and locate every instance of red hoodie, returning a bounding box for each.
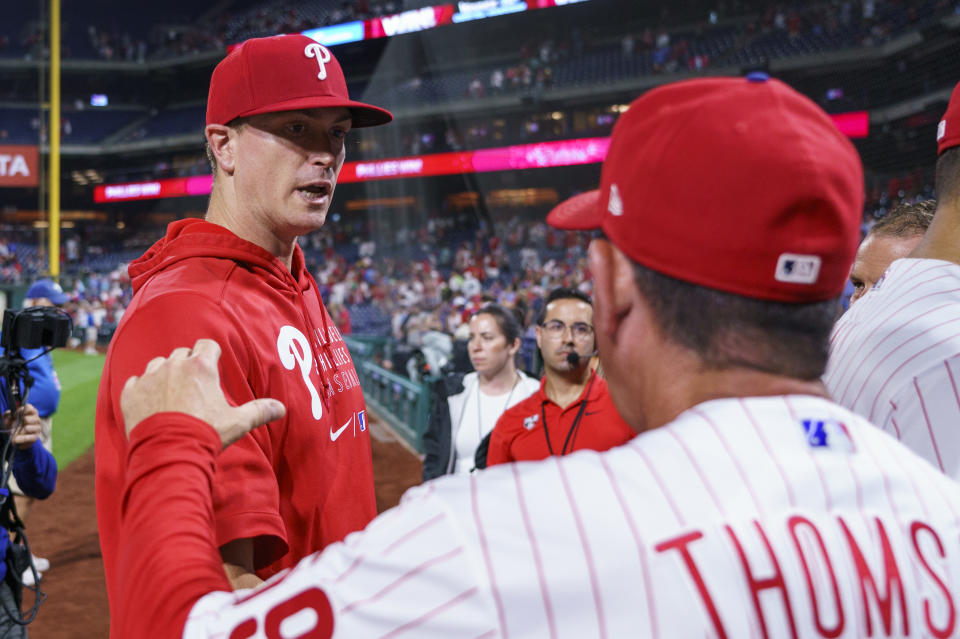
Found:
[95,219,375,626]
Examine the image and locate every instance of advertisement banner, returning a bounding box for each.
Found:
[92,111,861,202]
[0,146,39,188]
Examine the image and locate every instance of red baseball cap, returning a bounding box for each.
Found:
[206,34,393,128]
[938,81,960,156]
[547,74,864,303]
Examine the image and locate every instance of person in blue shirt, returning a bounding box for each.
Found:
[0,402,57,637]
[0,279,68,586]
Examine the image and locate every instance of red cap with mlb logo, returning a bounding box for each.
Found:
[938,81,960,156]
[206,34,393,128]
[547,73,864,303]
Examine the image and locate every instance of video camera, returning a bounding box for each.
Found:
[0,307,71,408]
[1,307,71,353]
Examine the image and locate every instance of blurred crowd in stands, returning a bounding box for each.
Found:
[2,0,399,62]
[3,0,954,66]
[304,213,594,377]
[2,0,957,163]
[0,244,133,354]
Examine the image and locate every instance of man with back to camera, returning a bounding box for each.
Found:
[847,199,934,305]
[486,287,634,465]
[112,75,960,638]
[825,81,960,478]
[92,33,393,624]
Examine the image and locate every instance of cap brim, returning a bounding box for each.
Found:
[546,190,602,230]
[227,95,393,128]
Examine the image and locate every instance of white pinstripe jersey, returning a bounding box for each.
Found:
[825,258,960,479]
[185,395,960,639]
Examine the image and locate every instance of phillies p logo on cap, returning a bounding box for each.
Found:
[304,43,332,80]
[205,34,392,128]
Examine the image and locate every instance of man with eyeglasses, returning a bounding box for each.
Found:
[486,287,634,465]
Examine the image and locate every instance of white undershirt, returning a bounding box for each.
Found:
[454,387,515,475]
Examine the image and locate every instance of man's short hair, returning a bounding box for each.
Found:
[536,287,592,326]
[632,262,839,380]
[205,141,217,173]
[869,199,935,238]
[935,146,960,205]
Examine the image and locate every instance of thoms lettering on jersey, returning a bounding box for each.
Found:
[276,325,323,420]
[656,513,954,639]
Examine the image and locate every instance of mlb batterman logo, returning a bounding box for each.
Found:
[304,42,332,80]
[774,253,821,285]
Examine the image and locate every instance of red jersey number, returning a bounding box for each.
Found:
[228,587,334,639]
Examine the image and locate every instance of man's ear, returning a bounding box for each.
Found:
[588,238,635,342]
[205,124,237,175]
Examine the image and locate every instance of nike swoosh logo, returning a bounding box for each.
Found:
[585,411,600,416]
[330,416,353,442]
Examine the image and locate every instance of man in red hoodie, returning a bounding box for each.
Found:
[94,33,393,621]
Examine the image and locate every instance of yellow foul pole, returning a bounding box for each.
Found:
[48,0,61,277]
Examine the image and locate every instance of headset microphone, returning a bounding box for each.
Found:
[566,351,581,367]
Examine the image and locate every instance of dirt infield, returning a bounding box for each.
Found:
[24,412,423,638]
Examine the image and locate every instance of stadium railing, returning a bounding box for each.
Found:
[345,335,433,453]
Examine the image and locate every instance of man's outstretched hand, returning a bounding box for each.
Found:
[120,338,285,448]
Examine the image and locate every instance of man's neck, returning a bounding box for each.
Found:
[543,366,592,409]
[206,192,296,270]
[641,362,831,434]
[477,366,519,395]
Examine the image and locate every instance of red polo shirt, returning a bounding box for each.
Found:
[487,371,636,465]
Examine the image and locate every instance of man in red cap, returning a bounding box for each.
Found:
[93,33,393,625]
[111,75,960,638]
[826,81,960,479]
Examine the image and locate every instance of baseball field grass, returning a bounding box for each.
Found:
[50,349,105,469]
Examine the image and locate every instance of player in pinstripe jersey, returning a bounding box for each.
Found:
[847,200,934,306]
[113,75,960,639]
[825,81,960,479]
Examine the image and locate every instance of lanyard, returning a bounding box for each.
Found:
[541,373,596,456]
[477,372,521,441]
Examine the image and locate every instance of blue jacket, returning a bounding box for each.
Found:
[0,367,59,581]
